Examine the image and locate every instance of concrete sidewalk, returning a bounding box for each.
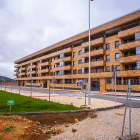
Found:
[3,88,123,109]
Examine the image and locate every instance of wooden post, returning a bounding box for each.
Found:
[10,98,12,112]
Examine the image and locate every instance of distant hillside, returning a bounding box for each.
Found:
[0,76,14,82]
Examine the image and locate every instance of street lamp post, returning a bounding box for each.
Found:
[88,0,91,105]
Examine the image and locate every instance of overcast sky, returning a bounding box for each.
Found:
[0,0,140,79]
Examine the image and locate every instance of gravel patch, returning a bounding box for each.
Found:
[50,107,140,140]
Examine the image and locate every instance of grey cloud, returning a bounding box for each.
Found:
[0,0,140,78]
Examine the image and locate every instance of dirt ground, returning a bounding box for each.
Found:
[0,107,140,140]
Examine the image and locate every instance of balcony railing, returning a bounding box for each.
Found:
[39,69,50,73]
[80,48,105,58]
[120,54,140,63]
[28,65,37,69]
[54,56,72,64]
[119,40,140,51]
[54,65,72,71]
[78,60,105,68]
[39,62,50,67]
[82,37,104,47]
[118,26,140,39]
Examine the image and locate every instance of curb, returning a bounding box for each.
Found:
[0,104,125,116]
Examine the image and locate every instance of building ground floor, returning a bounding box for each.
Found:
[15,76,140,92]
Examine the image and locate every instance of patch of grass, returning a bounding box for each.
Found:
[0,90,82,113]
[8,117,13,119]
[4,126,14,132]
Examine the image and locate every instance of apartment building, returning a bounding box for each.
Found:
[14,10,140,92]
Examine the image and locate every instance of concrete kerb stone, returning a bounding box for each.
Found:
[0,103,125,116]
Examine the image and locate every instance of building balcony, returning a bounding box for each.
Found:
[82,37,104,48]
[80,49,105,58]
[27,71,37,74]
[19,67,26,71]
[54,56,72,64]
[28,65,37,69]
[14,74,18,76]
[14,69,18,72]
[120,55,140,64]
[79,60,105,68]
[39,69,50,73]
[119,40,140,51]
[19,72,26,76]
[54,65,72,71]
[39,62,50,67]
[118,26,140,39]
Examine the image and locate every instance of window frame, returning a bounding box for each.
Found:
[106,55,110,62]
[106,43,110,50]
[115,41,119,49]
[116,65,120,71]
[107,66,110,72]
[115,53,119,61]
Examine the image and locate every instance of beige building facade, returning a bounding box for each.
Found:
[14,10,140,92]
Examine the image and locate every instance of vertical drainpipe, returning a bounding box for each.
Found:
[104,33,106,91]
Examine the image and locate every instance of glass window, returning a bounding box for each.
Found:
[73,52,76,57]
[79,60,82,64]
[60,53,64,58]
[73,70,76,74]
[79,69,82,74]
[96,68,99,73]
[107,66,110,72]
[79,50,82,55]
[96,58,99,61]
[125,65,129,71]
[106,44,110,50]
[107,79,111,84]
[96,47,99,50]
[124,52,128,57]
[124,40,127,44]
[116,65,120,71]
[116,53,119,61]
[106,55,110,62]
[73,61,75,66]
[115,41,119,48]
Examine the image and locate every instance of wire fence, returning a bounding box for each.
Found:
[0,79,140,138]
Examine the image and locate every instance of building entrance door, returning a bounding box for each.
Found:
[44,81,47,88]
[91,79,100,91]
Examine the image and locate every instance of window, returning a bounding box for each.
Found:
[96,58,99,61]
[50,80,52,83]
[73,70,76,74]
[73,52,76,57]
[79,50,82,55]
[73,61,75,66]
[79,60,82,64]
[116,53,119,61]
[124,52,128,57]
[50,58,52,62]
[125,65,129,71]
[116,65,120,71]
[79,69,82,74]
[107,79,111,84]
[96,47,99,50]
[106,44,110,50]
[96,68,99,73]
[50,65,52,70]
[60,53,64,58]
[107,66,110,72]
[106,55,110,62]
[115,41,119,48]
[124,40,127,44]
[54,65,55,68]
[54,72,55,76]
